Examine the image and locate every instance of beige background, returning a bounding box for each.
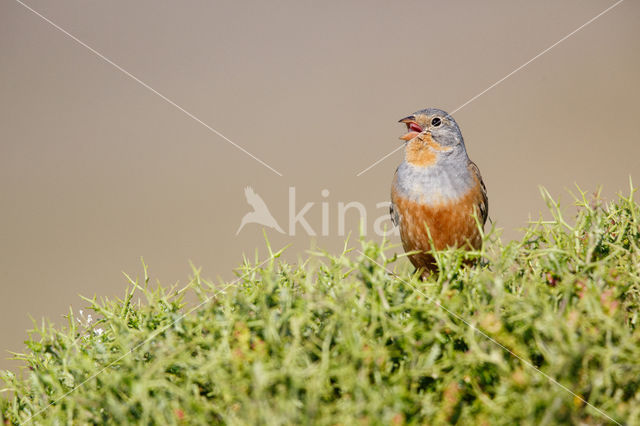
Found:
[1,0,639,372]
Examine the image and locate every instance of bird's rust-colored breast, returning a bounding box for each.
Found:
[404,133,451,168]
[391,178,485,273]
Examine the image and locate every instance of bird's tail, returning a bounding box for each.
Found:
[235,218,247,235]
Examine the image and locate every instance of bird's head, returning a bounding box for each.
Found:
[398,108,466,167]
[399,108,463,146]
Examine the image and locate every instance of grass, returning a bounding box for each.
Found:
[1,184,640,425]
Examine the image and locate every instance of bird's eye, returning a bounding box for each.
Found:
[431,117,442,127]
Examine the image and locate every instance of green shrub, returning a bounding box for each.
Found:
[2,185,640,425]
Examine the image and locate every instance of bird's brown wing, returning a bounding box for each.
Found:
[390,202,399,227]
[468,161,488,226]
[390,168,400,227]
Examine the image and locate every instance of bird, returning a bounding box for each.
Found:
[236,187,285,235]
[390,108,488,279]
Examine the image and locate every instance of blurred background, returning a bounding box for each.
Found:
[1,0,639,372]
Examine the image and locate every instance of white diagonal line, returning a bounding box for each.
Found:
[450,0,624,115]
[355,0,624,177]
[13,0,283,177]
[22,248,285,424]
[356,144,403,177]
[357,250,622,426]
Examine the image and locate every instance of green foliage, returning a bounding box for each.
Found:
[2,185,640,425]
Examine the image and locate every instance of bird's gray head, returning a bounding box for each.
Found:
[399,108,464,148]
[397,107,468,168]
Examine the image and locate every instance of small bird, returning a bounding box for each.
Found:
[236,186,285,235]
[390,108,488,278]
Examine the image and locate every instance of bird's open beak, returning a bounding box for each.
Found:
[398,115,423,141]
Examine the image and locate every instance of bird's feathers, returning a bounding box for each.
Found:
[244,186,268,211]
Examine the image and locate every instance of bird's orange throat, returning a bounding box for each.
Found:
[405,133,451,167]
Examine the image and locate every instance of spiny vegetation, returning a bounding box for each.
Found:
[2,185,640,425]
